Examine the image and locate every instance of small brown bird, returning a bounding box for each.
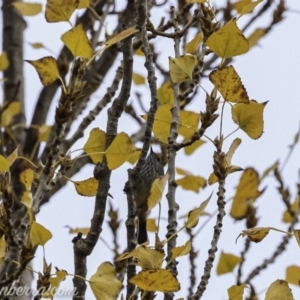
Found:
[133,149,164,244]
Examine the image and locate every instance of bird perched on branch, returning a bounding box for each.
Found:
[133,148,164,244]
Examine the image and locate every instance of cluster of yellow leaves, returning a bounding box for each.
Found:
[83,128,140,170]
[117,245,180,293]
[115,193,210,295]
[113,195,212,295]
[209,65,267,139]
[142,104,200,144]
[27,19,137,86]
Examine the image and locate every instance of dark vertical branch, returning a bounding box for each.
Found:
[190,150,227,300]
[72,31,134,300]
[2,0,26,147]
[164,7,181,300]
[123,0,161,298]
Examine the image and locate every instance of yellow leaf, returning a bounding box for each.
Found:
[265,280,294,300]
[127,150,141,165]
[176,168,192,176]
[43,270,68,298]
[227,284,246,300]
[293,229,300,248]
[147,219,157,232]
[6,147,18,167]
[209,66,249,103]
[234,0,252,13]
[21,191,33,210]
[176,175,206,193]
[68,227,90,235]
[104,26,139,49]
[0,155,10,172]
[135,47,144,56]
[1,101,21,127]
[260,161,279,183]
[143,104,200,143]
[25,56,60,86]
[13,2,42,16]
[132,72,146,85]
[29,42,45,49]
[247,28,266,48]
[142,104,172,143]
[208,172,218,185]
[206,19,249,58]
[186,193,212,228]
[230,168,261,220]
[0,52,9,71]
[236,227,273,243]
[74,177,98,197]
[38,124,52,142]
[45,0,79,22]
[131,245,164,270]
[184,139,205,155]
[186,0,206,2]
[89,262,122,300]
[130,269,180,292]
[286,265,300,286]
[148,174,169,211]
[225,138,242,167]
[0,236,6,259]
[157,82,174,105]
[217,252,242,275]
[283,197,299,223]
[169,55,197,83]
[105,132,140,170]
[178,110,200,138]
[83,128,106,164]
[232,100,268,139]
[61,24,93,58]
[31,221,52,246]
[170,240,191,261]
[20,169,35,191]
[234,0,263,15]
[78,0,89,8]
[185,31,203,54]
